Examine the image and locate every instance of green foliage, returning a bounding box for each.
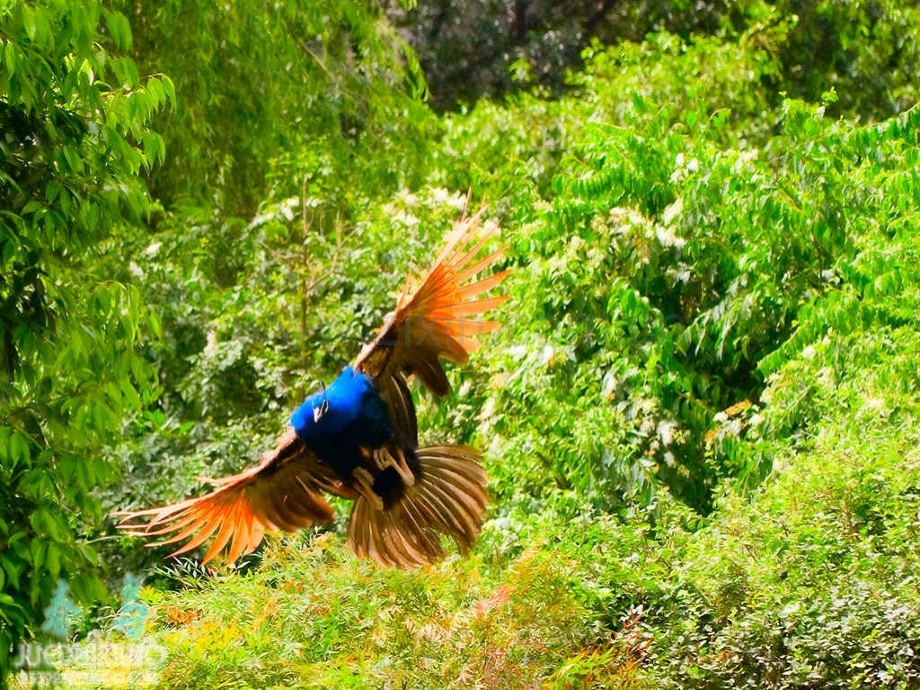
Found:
[5,0,920,686]
[642,332,920,687]
[388,0,920,116]
[0,0,166,679]
[774,0,920,117]
[113,22,920,685]
[116,324,920,687]
[125,0,435,216]
[426,34,920,518]
[94,15,920,686]
[144,539,606,687]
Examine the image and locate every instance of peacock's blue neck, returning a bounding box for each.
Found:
[291,367,393,478]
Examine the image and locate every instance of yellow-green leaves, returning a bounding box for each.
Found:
[102,8,131,51]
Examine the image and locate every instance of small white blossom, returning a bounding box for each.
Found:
[508,344,528,360]
[203,330,219,357]
[393,210,420,227]
[661,198,683,227]
[280,196,299,221]
[656,226,687,250]
[396,189,419,206]
[657,420,676,446]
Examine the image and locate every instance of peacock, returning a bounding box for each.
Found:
[116,206,510,568]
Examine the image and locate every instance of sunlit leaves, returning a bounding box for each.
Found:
[0,0,913,684]
[128,0,433,217]
[0,1,165,680]
[102,8,132,51]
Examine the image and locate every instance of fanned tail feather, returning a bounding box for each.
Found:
[346,445,488,568]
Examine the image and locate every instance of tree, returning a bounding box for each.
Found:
[0,1,170,679]
[124,0,434,216]
[385,0,919,117]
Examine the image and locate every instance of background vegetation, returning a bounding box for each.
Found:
[2,0,919,686]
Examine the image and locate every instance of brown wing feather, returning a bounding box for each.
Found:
[377,371,418,443]
[353,206,511,436]
[114,428,352,564]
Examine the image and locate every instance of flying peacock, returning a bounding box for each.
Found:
[116,206,510,569]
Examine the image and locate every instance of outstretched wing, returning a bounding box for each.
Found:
[114,429,355,564]
[353,206,511,441]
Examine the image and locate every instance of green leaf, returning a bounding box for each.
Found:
[4,42,18,78]
[22,5,37,41]
[160,75,177,109]
[9,432,30,469]
[104,9,133,51]
[45,179,62,203]
[22,4,52,48]
[20,199,43,215]
[29,540,45,572]
[45,544,61,580]
[2,556,22,591]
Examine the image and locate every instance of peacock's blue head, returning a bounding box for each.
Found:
[290,366,373,438]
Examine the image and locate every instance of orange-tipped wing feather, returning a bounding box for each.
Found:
[115,429,350,564]
[355,206,511,438]
[355,206,511,377]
